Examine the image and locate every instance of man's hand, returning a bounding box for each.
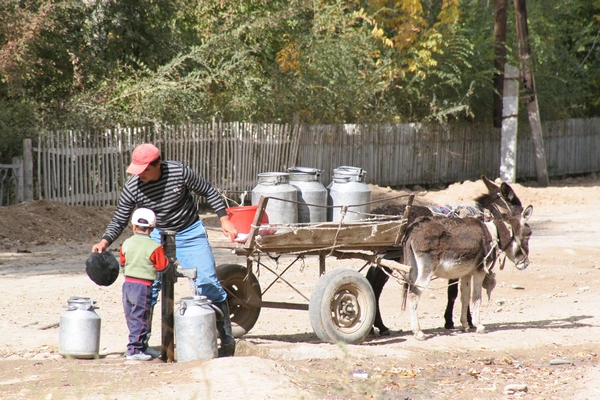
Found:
[220,215,238,241]
[92,239,109,253]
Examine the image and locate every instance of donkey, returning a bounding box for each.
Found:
[367,203,477,336]
[402,176,533,340]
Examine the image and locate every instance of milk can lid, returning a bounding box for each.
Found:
[178,295,210,305]
[65,296,97,310]
[333,166,366,176]
[332,166,367,182]
[257,172,290,184]
[288,166,322,175]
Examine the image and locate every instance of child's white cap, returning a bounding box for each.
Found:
[132,208,156,227]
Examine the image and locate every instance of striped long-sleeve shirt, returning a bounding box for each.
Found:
[102,161,227,245]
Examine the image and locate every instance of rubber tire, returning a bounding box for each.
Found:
[309,268,376,344]
[216,264,261,338]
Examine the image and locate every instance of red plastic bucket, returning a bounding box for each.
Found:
[226,206,269,235]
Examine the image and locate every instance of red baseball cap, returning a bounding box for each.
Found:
[126,144,160,175]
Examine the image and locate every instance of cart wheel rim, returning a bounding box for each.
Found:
[332,290,360,328]
[216,264,261,338]
[310,268,376,344]
[329,284,369,334]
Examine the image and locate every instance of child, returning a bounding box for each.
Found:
[120,207,169,360]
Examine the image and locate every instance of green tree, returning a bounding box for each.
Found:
[1,0,599,148]
[508,0,600,120]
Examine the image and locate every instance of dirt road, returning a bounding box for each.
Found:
[1,177,599,399]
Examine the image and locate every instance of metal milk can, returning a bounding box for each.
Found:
[327,166,372,222]
[175,296,219,362]
[58,297,101,359]
[251,172,298,226]
[288,167,327,224]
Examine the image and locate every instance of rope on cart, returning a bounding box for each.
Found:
[328,205,348,256]
[379,265,460,293]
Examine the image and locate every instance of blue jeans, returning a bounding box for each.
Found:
[150,219,227,304]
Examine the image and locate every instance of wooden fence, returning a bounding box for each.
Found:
[35,122,299,206]
[29,117,600,207]
[0,140,33,206]
[299,118,600,186]
[298,123,501,187]
[0,162,21,206]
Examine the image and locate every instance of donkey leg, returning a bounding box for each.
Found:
[444,279,475,329]
[404,245,432,340]
[467,299,474,329]
[459,277,473,332]
[471,271,487,333]
[407,268,433,341]
[407,284,426,340]
[446,279,475,329]
[444,279,458,329]
[366,265,391,336]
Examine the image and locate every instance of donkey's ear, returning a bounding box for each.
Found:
[482,175,500,193]
[522,205,533,221]
[500,182,522,207]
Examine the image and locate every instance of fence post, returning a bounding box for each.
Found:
[12,157,24,203]
[23,139,34,201]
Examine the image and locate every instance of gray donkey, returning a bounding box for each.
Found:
[402,176,533,340]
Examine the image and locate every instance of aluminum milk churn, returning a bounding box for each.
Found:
[58,296,101,359]
[251,172,298,226]
[175,296,218,362]
[288,167,327,224]
[327,166,372,222]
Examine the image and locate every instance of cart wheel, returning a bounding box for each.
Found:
[216,264,262,338]
[309,268,376,344]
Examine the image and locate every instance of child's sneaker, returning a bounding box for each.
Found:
[126,353,152,361]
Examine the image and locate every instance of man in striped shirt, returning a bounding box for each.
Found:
[92,143,238,357]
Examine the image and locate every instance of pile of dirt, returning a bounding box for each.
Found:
[0,200,119,247]
[370,174,600,209]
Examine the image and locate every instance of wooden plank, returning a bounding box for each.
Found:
[92,132,99,206]
[118,131,126,205]
[108,129,117,206]
[81,131,89,205]
[101,130,109,206]
[36,133,43,200]
[328,250,410,275]
[244,195,269,250]
[70,131,78,204]
[254,218,407,252]
[22,139,33,201]
[49,132,56,200]
[160,264,175,362]
[259,301,308,311]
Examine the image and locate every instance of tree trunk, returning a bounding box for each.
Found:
[500,64,520,183]
[514,0,549,187]
[493,0,508,128]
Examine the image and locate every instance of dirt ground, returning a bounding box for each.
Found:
[1,176,600,399]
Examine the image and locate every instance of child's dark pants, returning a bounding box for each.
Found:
[123,281,153,356]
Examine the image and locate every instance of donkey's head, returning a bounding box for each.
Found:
[477,176,533,270]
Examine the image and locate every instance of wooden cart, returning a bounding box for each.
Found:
[212,195,414,344]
